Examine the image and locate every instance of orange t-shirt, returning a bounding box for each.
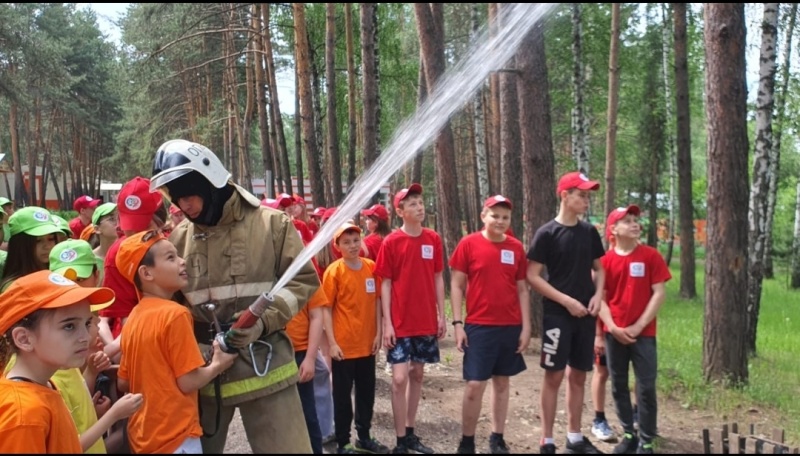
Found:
[286,287,330,351]
[322,258,381,359]
[119,297,206,454]
[0,378,82,453]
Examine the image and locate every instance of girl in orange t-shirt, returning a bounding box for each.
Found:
[0,270,120,453]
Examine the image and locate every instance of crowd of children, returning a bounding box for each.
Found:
[0,169,669,455]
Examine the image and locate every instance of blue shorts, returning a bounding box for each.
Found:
[388,335,440,364]
[462,324,527,381]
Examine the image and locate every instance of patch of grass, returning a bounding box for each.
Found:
[658,263,800,441]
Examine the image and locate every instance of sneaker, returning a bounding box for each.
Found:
[613,433,639,454]
[323,434,337,445]
[404,434,434,454]
[636,442,654,454]
[540,443,557,454]
[391,444,409,454]
[489,435,510,454]
[565,436,603,454]
[456,439,476,454]
[356,437,390,454]
[592,419,617,442]
[338,444,360,454]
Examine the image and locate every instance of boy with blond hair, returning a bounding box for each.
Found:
[449,195,530,454]
[324,223,388,454]
[115,230,237,454]
[375,183,445,454]
[599,205,670,455]
[526,172,606,454]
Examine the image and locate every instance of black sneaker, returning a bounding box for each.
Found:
[356,437,390,454]
[613,433,639,454]
[456,439,475,454]
[636,442,654,454]
[391,444,409,454]
[489,435,510,454]
[566,436,603,454]
[404,434,434,454]
[540,443,557,454]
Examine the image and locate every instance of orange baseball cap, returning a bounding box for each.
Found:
[333,223,362,248]
[115,230,168,285]
[393,183,423,209]
[483,195,513,210]
[556,172,600,195]
[79,224,96,241]
[0,270,115,335]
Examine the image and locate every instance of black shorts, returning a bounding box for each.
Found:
[539,312,596,372]
[462,324,527,381]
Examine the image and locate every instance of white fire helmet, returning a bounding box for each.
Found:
[150,139,231,193]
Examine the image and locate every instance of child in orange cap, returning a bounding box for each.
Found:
[115,230,237,454]
[0,270,129,453]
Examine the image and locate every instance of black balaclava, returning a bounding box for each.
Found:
[166,171,234,226]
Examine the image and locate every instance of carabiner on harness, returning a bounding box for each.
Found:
[248,340,273,377]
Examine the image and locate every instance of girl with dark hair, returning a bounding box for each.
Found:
[359,204,392,261]
[0,207,62,290]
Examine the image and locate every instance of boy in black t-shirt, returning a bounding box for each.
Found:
[526,172,606,455]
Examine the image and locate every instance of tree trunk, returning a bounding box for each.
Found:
[487,3,502,195]
[361,3,379,173]
[412,56,426,187]
[29,99,41,207]
[294,3,324,205]
[791,180,800,288]
[414,3,462,264]
[310,37,326,202]
[662,4,677,266]
[764,3,797,279]
[746,2,778,357]
[10,100,28,206]
[603,3,621,240]
[497,5,524,240]
[253,4,275,198]
[295,63,304,197]
[240,6,256,193]
[702,3,749,385]
[345,3,358,188]
[262,3,293,194]
[471,4,490,202]
[572,3,589,176]
[674,2,697,299]
[326,3,343,204]
[517,19,556,339]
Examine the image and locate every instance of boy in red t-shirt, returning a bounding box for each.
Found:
[323,223,388,454]
[449,195,529,454]
[116,231,237,454]
[598,205,671,455]
[374,183,445,454]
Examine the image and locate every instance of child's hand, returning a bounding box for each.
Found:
[610,326,636,345]
[516,326,531,354]
[371,335,381,355]
[86,351,112,376]
[454,325,467,352]
[588,294,602,316]
[298,355,315,383]
[210,341,238,372]
[92,391,112,418]
[563,297,589,317]
[437,316,447,340]
[109,393,144,421]
[594,337,606,357]
[383,325,396,349]
[329,343,344,361]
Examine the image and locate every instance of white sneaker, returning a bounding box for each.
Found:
[591,419,617,442]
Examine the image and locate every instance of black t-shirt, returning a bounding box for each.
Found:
[526,219,605,316]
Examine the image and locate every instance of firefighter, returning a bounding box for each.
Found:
[150,139,319,453]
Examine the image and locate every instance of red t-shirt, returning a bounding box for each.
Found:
[307,220,319,237]
[601,244,671,337]
[374,228,443,337]
[99,236,139,337]
[292,219,314,245]
[449,232,527,326]
[362,233,384,261]
[68,217,88,240]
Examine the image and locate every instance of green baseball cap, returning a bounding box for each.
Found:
[0,197,11,207]
[50,214,73,237]
[92,202,117,226]
[49,239,97,279]
[8,207,62,238]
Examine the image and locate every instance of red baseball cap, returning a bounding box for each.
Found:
[73,195,101,212]
[117,177,164,232]
[322,207,337,221]
[361,204,389,221]
[393,183,423,209]
[556,172,600,195]
[311,206,327,218]
[292,193,306,206]
[605,205,641,239]
[483,195,513,210]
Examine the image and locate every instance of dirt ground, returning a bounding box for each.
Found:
[221,336,786,454]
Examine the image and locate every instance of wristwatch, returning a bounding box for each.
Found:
[451,320,463,326]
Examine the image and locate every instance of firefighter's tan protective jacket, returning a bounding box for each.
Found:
[169,184,320,405]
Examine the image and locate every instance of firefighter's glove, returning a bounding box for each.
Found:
[226,319,265,348]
